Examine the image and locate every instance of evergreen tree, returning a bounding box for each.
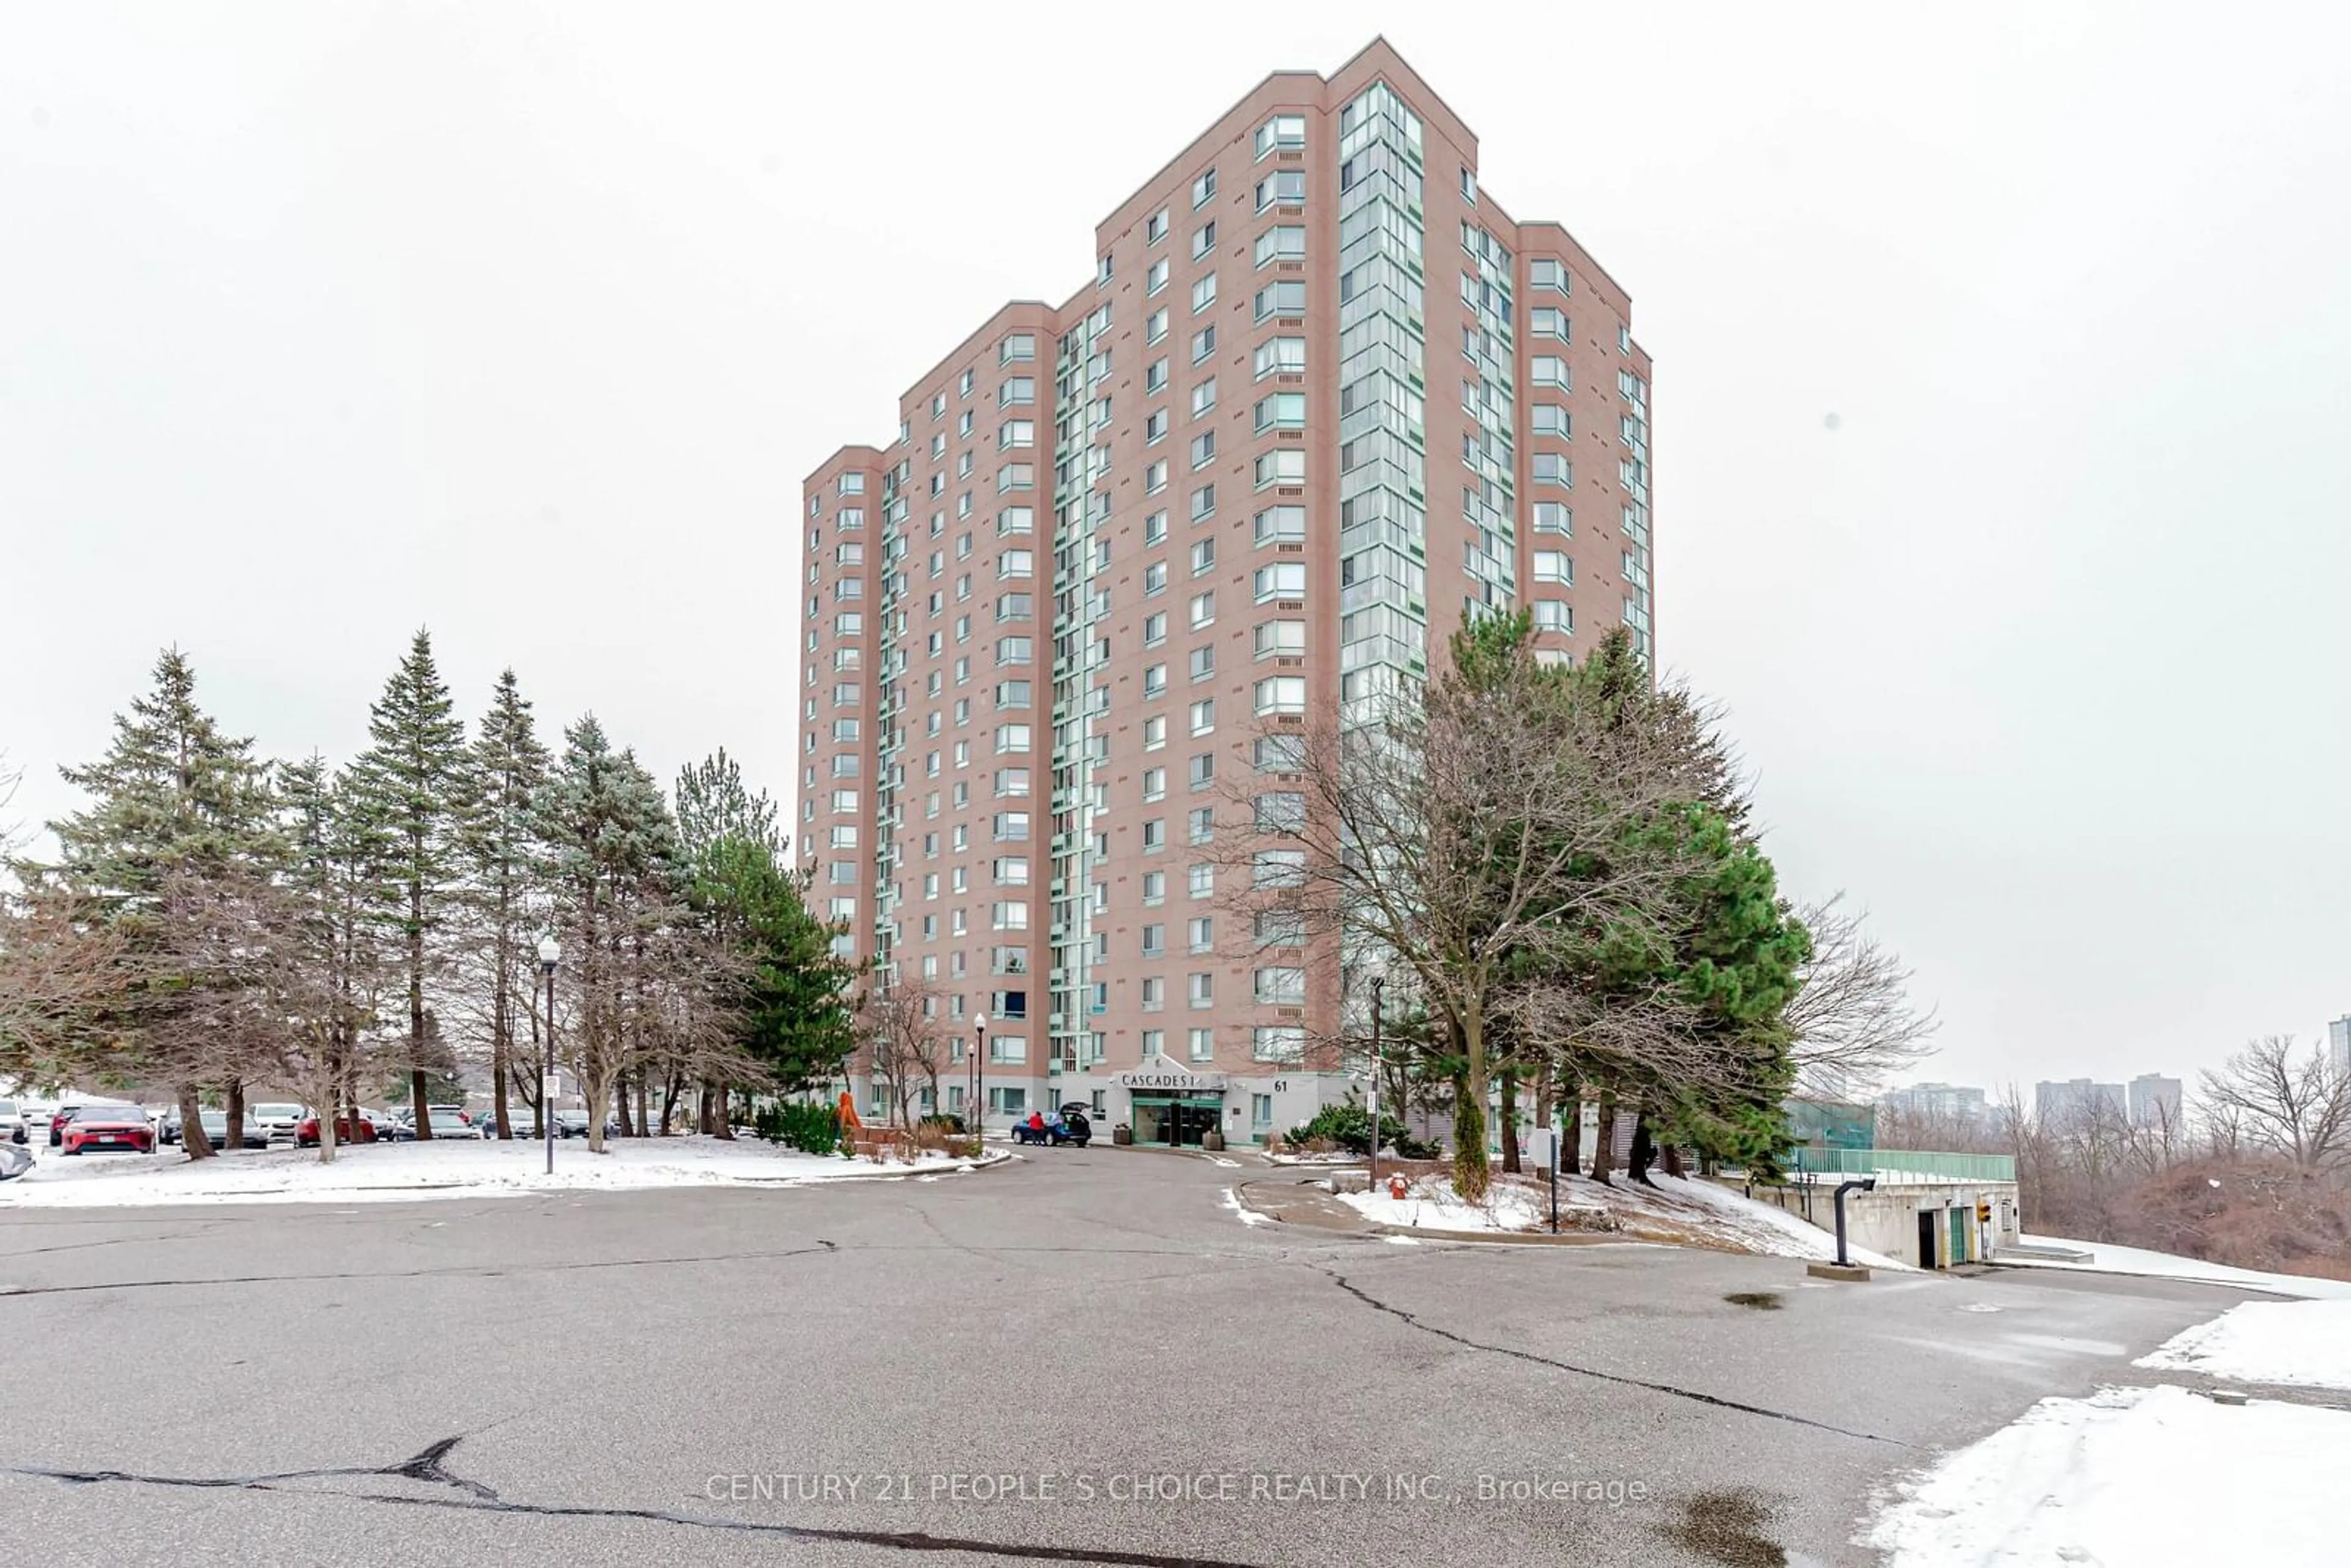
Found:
[673,751,853,1117]
[349,631,471,1136]
[276,754,396,1155]
[41,649,279,1155]
[456,671,550,1138]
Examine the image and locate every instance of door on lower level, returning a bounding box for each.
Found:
[1918,1210,1940,1269]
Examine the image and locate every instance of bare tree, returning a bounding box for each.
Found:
[857,981,951,1133]
[2200,1035,2351,1169]
[1218,642,1694,1201]
[1783,895,1937,1100]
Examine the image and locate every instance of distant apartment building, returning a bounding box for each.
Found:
[2033,1078,2128,1125]
[2126,1073,2183,1128]
[2331,1015,2350,1076]
[798,40,1652,1146]
[1878,1082,1989,1123]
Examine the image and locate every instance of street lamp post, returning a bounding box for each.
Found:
[1367,976,1385,1193]
[538,934,560,1176]
[971,1012,989,1158]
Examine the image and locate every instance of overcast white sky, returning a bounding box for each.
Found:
[4,2,2346,1093]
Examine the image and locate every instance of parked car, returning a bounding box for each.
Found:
[426,1106,482,1140]
[555,1110,592,1139]
[0,1098,26,1145]
[198,1111,271,1150]
[295,1112,378,1149]
[249,1103,309,1144]
[59,1104,156,1155]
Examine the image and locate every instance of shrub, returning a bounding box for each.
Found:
[755,1100,842,1155]
[920,1112,967,1134]
[1281,1098,1425,1157]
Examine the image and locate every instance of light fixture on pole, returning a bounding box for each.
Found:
[538,933,560,1176]
[1367,975,1384,1193]
[971,1011,989,1156]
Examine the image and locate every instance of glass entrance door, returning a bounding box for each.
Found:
[1130,1095,1224,1146]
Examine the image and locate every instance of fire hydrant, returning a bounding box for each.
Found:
[1387,1173,1408,1200]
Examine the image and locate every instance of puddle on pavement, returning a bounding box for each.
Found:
[1722,1291,1783,1311]
[1656,1488,1791,1567]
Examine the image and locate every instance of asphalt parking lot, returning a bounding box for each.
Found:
[0,1146,2263,1567]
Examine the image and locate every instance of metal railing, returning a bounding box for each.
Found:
[1785,1147,2016,1184]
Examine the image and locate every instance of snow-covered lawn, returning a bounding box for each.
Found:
[2137,1299,2351,1390]
[0,1136,998,1207]
[1337,1175,1543,1233]
[2010,1234,2351,1300]
[1865,1383,2347,1566]
[1329,1169,1908,1263]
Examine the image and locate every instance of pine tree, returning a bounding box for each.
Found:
[674,751,852,1127]
[456,671,550,1139]
[42,649,279,1156]
[349,631,471,1134]
[276,755,396,1158]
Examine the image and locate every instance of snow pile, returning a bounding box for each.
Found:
[1337,1175,1543,1233]
[2137,1299,2351,1390]
[1867,1384,2347,1566]
[2011,1235,2351,1300]
[1512,1171,1911,1267]
[0,1136,996,1207]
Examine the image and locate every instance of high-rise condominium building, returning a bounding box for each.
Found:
[2126,1073,2183,1128]
[798,40,1652,1147]
[2330,1016,2350,1076]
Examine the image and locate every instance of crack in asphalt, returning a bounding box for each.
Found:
[1318,1268,1917,1448]
[7,1435,1268,1568]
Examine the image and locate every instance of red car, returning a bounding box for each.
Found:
[296,1113,378,1149]
[60,1105,156,1155]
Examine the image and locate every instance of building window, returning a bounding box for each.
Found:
[1253,280,1307,320]
[1146,209,1169,245]
[1253,449,1305,488]
[1253,337,1306,378]
[1254,170,1304,209]
[1190,324,1217,364]
[1189,591,1215,629]
[1253,392,1306,432]
[1532,502,1571,536]
[1192,273,1217,313]
[1253,967,1306,1005]
[1253,1027,1305,1063]
[1530,258,1568,293]
[1253,562,1307,602]
[1532,550,1572,585]
[1192,220,1217,260]
[1188,973,1215,1009]
[1253,676,1307,715]
[1253,114,1305,159]
[1253,226,1305,267]
[1532,356,1569,388]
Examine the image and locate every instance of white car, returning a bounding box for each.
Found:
[250,1103,309,1144]
[0,1098,28,1145]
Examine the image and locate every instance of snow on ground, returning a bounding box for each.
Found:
[1865,1383,2347,1566]
[2137,1299,2351,1390]
[1335,1169,1913,1264]
[1337,1175,1543,1233]
[1524,1171,1911,1268]
[1220,1188,1272,1227]
[0,1136,997,1207]
[2009,1234,2351,1300]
